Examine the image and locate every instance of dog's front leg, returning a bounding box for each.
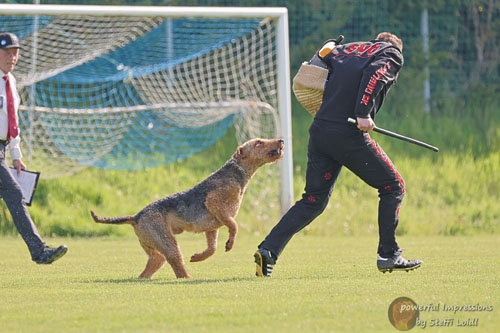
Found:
[190,229,218,262]
[205,185,240,252]
[208,210,238,252]
[220,216,238,252]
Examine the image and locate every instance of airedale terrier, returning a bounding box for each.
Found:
[90,138,284,279]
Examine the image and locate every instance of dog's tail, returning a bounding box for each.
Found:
[90,210,136,225]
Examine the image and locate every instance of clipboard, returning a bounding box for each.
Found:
[8,168,40,206]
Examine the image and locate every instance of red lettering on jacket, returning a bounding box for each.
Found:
[343,42,382,56]
[360,61,392,106]
[345,43,360,53]
[361,94,370,106]
[366,44,381,55]
[357,44,370,54]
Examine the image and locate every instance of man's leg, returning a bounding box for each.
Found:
[340,132,403,256]
[0,157,45,260]
[258,138,342,260]
[340,132,421,271]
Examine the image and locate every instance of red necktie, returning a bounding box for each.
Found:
[3,75,18,140]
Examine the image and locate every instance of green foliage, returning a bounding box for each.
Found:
[289,0,354,72]
[0,235,499,331]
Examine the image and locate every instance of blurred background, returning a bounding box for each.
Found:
[7,0,499,115]
[0,0,498,237]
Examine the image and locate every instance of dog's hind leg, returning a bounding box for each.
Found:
[146,227,192,278]
[190,229,218,262]
[156,236,192,279]
[136,214,192,279]
[139,248,166,279]
[143,234,192,279]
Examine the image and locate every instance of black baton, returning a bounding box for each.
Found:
[347,118,439,152]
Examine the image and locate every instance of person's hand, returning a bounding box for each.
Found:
[356,117,375,132]
[13,159,26,176]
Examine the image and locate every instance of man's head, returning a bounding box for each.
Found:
[376,32,403,51]
[0,32,20,74]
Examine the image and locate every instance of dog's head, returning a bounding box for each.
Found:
[233,138,284,169]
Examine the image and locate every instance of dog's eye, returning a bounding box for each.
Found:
[255,141,263,146]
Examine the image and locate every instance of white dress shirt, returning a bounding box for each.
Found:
[0,69,22,161]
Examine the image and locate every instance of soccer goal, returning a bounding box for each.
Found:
[0,4,294,214]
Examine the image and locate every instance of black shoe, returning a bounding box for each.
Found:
[35,245,68,264]
[254,248,276,277]
[377,249,422,273]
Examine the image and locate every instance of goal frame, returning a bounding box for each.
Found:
[0,4,294,215]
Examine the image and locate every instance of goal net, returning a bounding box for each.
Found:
[0,5,294,215]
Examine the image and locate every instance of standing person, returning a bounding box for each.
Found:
[0,32,67,264]
[254,32,422,277]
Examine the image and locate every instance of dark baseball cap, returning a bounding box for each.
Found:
[0,32,20,49]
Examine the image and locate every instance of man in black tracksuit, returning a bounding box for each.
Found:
[255,32,422,276]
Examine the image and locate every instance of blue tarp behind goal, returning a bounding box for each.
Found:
[1,16,264,170]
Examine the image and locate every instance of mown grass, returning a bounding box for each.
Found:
[0,234,499,332]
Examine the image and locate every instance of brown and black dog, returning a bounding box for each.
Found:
[90,138,284,279]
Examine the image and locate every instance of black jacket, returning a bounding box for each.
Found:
[314,39,403,124]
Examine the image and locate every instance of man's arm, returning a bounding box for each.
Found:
[7,136,24,175]
[354,48,403,120]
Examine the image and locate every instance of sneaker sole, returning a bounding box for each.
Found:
[378,263,422,274]
[254,252,264,277]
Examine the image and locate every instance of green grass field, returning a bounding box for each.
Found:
[0,78,497,332]
[1,234,498,332]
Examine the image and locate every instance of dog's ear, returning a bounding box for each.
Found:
[233,145,245,159]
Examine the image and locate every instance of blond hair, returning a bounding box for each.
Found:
[376,32,403,51]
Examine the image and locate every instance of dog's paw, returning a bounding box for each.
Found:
[225,239,235,252]
[190,253,205,262]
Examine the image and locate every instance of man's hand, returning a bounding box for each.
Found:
[356,117,375,132]
[13,159,26,176]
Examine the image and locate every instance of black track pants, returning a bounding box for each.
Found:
[0,144,45,260]
[259,119,405,258]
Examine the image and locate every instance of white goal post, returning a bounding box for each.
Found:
[0,4,294,215]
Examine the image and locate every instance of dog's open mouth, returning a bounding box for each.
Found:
[269,147,283,157]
